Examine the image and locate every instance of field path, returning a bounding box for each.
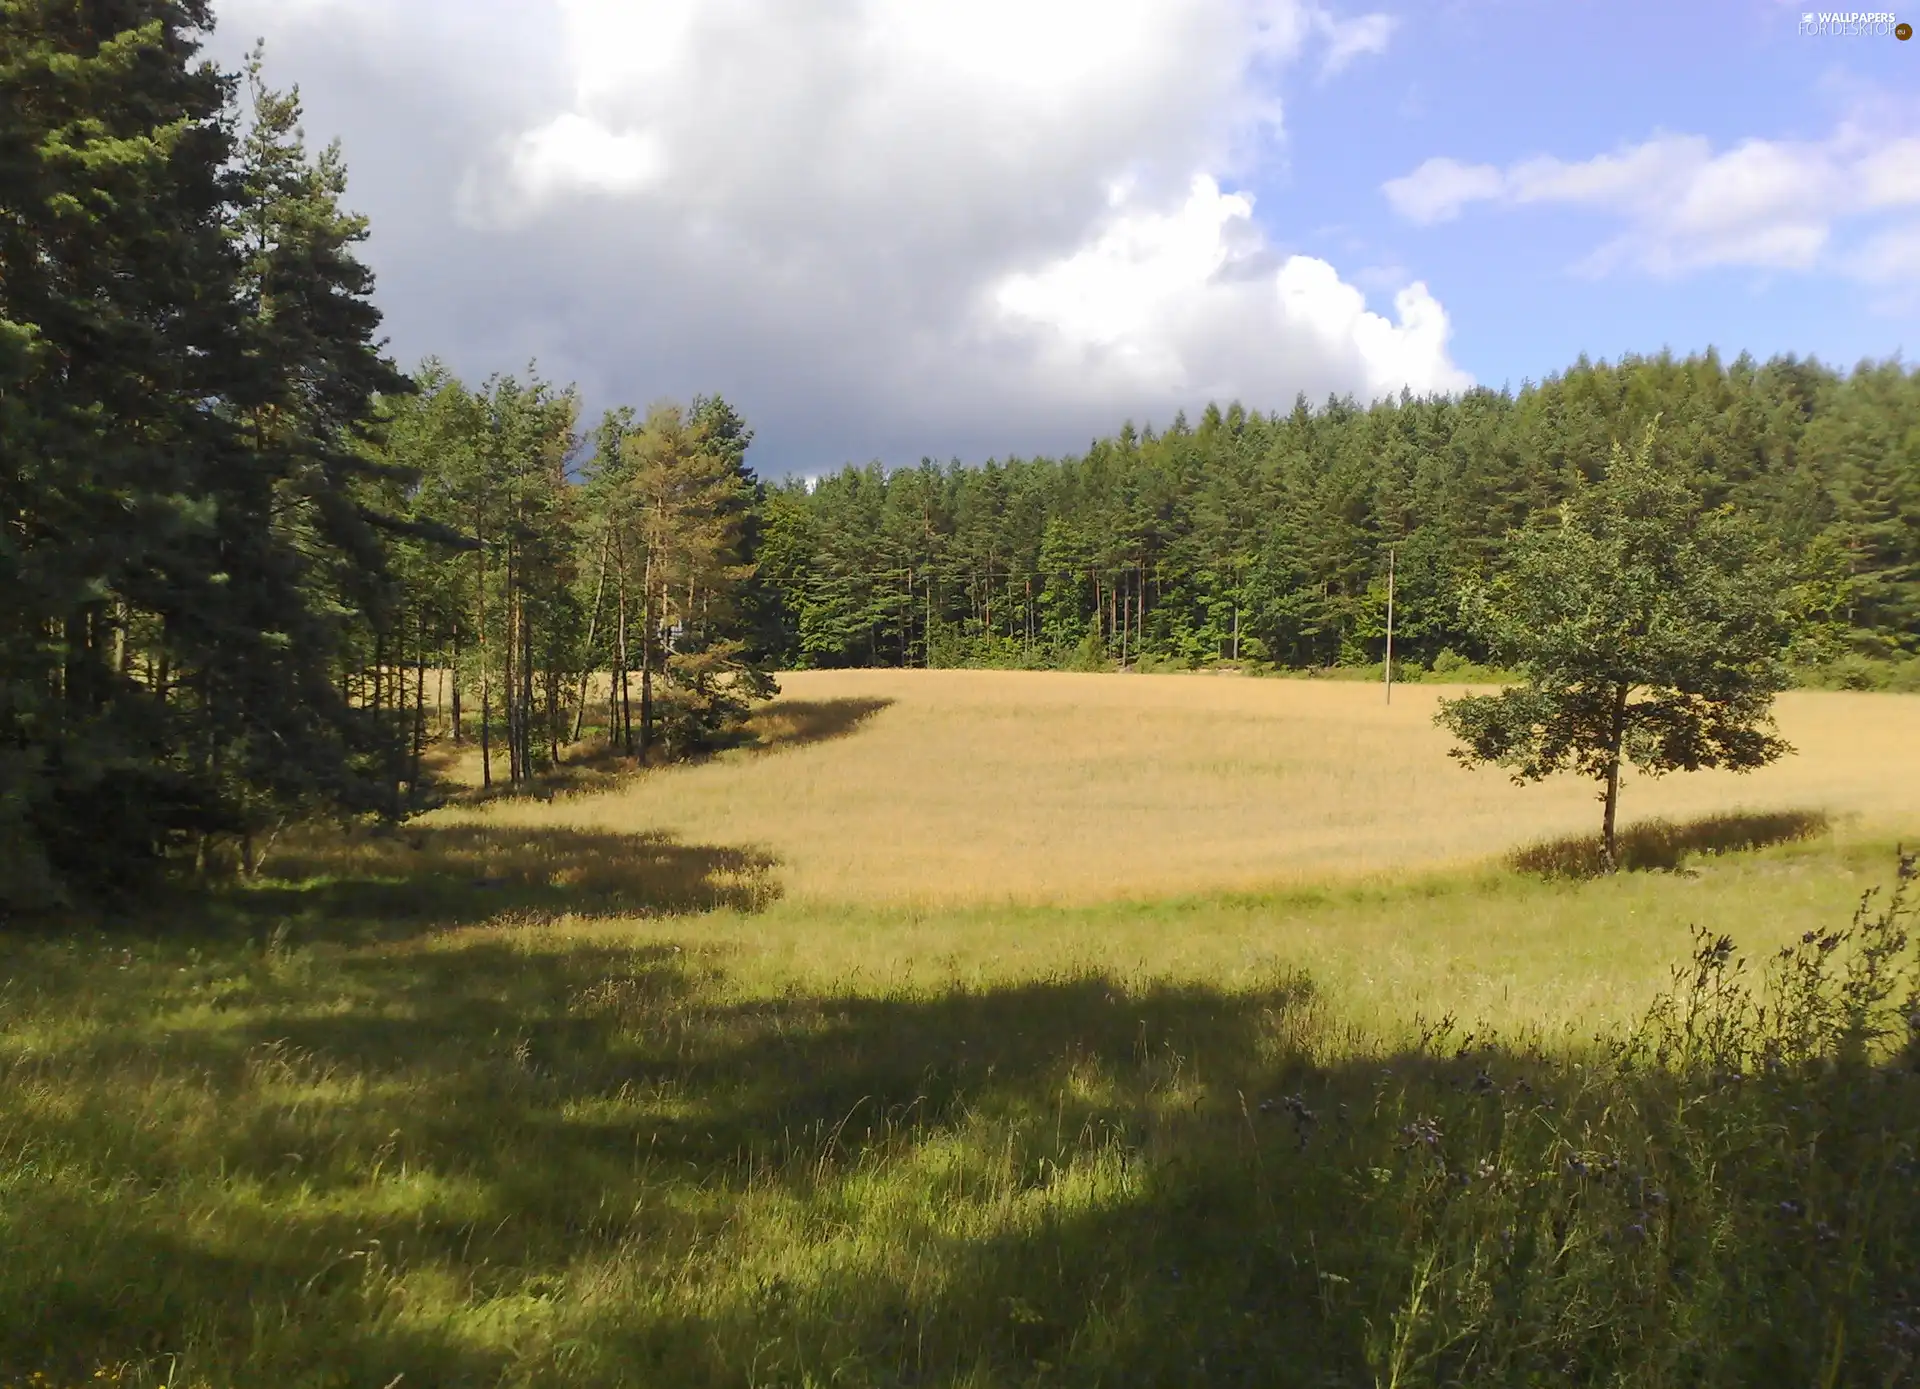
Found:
[450,671,1920,905]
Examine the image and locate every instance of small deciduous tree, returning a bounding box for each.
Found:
[1436,423,1800,871]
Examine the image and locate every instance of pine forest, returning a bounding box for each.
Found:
[4,4,1918,906]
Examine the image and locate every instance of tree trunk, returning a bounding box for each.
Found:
[613,529,631,754]
[640,548,656,760]
[503,561,519,785]
[573,528,611,741]
[476,517,492,789]
[521,601,536,777]
[412,612,427,799]
[1600,681,1630,872]
[450,622,462,743]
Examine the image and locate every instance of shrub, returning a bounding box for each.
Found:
[1359,852,1920,1385]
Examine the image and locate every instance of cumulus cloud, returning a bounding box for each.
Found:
[1384,128,1920,279]
[211,0,1439,471]
[991,175,1468,402]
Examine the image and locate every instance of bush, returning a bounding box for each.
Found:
[1420,648,1512,684]
[1790,654,1920,692]
[1358,853,1920,1385]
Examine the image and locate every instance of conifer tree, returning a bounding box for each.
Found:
[1,6,411,902]
[620,402,775,759]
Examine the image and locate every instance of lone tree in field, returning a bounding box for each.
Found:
[1436,423,1800,872]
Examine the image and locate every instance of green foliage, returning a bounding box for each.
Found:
[1792,653,1920,693]
[759,353,1920,679]
[1360,857,1920,1385]
[1436,424,1799,868]
[0,7,410,904]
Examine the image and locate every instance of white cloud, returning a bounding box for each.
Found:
[212,0,1431,470]
[1316,10,1397,76]
[501,113,666,203]
[991,175,1468,403]
[1855,223,1920,285]
[1381,157,1504,224]
[1384,126,1920,280]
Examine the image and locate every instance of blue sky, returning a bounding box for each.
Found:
[216,0,1918,473]
[1274,0,1916,387]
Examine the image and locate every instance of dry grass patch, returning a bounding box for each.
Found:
[439,671,1920,906]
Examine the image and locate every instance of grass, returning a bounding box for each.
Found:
[446,671,1920,905]
[5,673,1920,1386]
[1509,808,1835,879]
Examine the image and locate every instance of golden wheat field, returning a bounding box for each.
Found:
[442,670,1920,907]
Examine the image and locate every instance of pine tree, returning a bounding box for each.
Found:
[621,402,775,758]
[0,7,414,903]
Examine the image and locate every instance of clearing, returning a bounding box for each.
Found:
[6,673,1919,1386]
[444,670,1920,905]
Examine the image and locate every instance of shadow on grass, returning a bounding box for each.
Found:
[431,696,896,809]
[438,741,648,808]
[238,822,780,937]
[744,696,894,755]
[0,934,1340,1386]
[1510,808,1832,880]
[6,854,1917,1387]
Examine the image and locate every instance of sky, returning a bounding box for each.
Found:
[206,0,1920,476]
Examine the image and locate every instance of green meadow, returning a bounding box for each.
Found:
[5,678,1919,1387]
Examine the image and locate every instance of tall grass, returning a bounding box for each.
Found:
[2,844,1916,1386]
[449,672,1920,906]
[1510,809,1833,879]
[6,675,1918,1385]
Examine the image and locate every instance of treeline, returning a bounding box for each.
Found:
[761,352,1918,678]
[1,6,771,907]
[3,8,417,904]
[9,4,1918,909]
[364,372,775,793]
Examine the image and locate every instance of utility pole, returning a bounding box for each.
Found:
[1384,544,1397,706]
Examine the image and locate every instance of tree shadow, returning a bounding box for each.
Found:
[1509,808,1832,880]
[8,856,1917,1386]
[0,925,1352,1384]
[743,696,894,755]
[425,695,896,809]
[434,741,647,807]
[233,823,780,939]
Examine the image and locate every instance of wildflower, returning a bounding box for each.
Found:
[1566,1156,1589,1178]
[1780,1199,1806,1218]
[1471,1070,1495,1094]
[1625,1222,1647,1242]
[1399,1118,1443,1150]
